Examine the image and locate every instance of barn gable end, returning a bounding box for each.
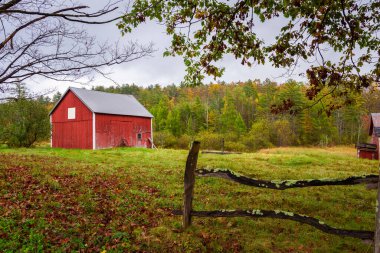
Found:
[50,90,93,149]
[50,87,153,150]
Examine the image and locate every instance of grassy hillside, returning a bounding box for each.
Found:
[0,146,378,252]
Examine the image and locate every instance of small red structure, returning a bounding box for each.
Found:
[50,87,153,149]
[357,113,380,160]
[356,143,378,160]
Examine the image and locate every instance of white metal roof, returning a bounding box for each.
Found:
[50,87,153,118]
[370,113,380,137]
[371,113,380,127]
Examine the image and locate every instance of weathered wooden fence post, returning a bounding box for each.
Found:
[375,165,380,253]
[183,141,200,229]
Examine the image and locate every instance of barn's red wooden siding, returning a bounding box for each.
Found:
[357,149,379,160]
[51,91,93,149]
[95,113,151,149]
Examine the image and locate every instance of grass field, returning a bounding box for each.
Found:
[0,145,378,252]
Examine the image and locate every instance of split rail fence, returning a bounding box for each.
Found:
[173,141,380,252]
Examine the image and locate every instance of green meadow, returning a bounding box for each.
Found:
[0,146,378,252]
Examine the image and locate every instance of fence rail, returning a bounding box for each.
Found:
[173,141,380,251]
[196,167,379,190]
[172,209,373,240]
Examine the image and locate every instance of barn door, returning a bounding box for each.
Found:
[111,121,132,147]
[136,132,143,147]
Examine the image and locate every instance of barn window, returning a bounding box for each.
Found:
[68,107,76,119]
[137,133,142,141]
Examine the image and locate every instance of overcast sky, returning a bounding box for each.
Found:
[31,1,309,96]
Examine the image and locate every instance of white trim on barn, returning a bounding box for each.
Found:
[151,118,153,148]
[67,107,76,119]
[92,112,96,150]
[50,115,52,148]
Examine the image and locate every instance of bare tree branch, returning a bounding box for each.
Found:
[0,0,22,12]
[0,0,153,98]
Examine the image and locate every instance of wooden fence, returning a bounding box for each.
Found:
[173,141,380,252]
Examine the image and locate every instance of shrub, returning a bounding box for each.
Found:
[0,99,50,147]
[223,132,239,142]
[196,131,223,150]
[224,141,247,152]
[176,134,192,149]
[153,131,177,148]
[244,119,273,151]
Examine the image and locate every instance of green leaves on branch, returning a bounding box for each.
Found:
[119,0,264,86]
[119,0,380,107]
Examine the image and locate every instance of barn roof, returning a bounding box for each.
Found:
[369,113,380,137]
[50,87,153,118]
[374,127,380,137]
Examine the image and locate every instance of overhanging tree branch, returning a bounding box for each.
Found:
[0,0,22,12]
[120,0,380,111]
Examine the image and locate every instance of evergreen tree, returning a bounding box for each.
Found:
[166,108,181,137]
[234,113,247,136]
[220,93,239,133]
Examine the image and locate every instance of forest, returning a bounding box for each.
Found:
[84,79,380,151]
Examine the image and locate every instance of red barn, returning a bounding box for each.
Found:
[50,87,154,149]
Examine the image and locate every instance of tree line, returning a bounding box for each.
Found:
[92,79,380,151]
[1,80,379,150]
